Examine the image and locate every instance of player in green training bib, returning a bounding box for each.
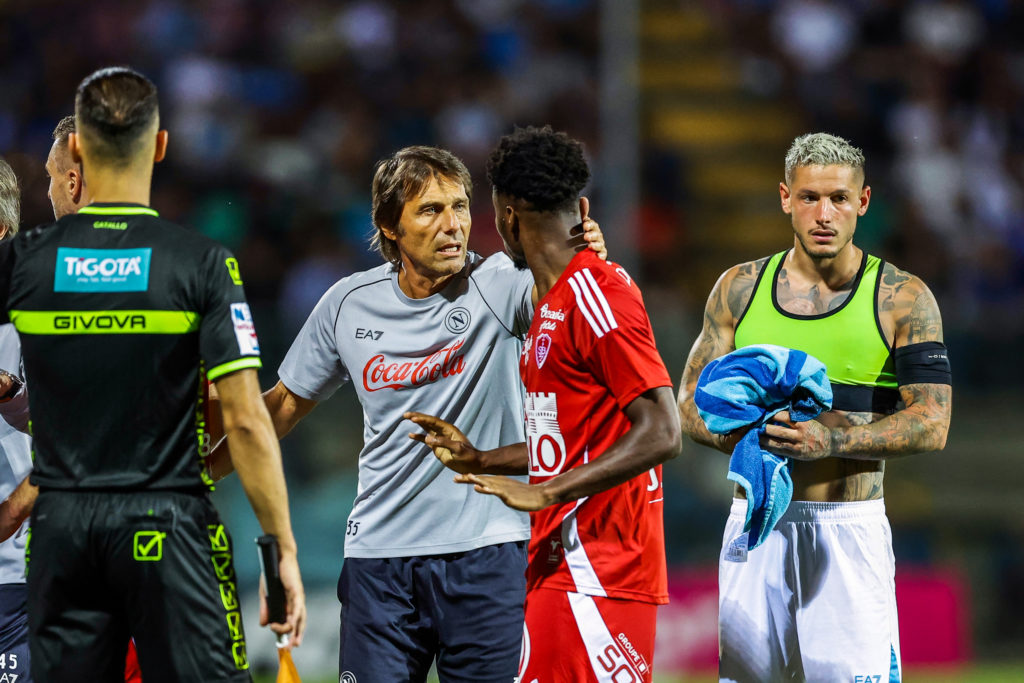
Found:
[678,133,952,683]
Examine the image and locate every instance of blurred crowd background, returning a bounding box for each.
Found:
[1,0,1021,676]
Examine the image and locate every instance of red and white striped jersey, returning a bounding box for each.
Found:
[519,250,671,604]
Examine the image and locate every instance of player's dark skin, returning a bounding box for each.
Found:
[407,192,681,511]
[676,164,952,502]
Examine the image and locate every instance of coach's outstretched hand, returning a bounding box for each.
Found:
[405,412,531,476]
[260,549,306,647]
[454,474,553,512]
[405,412,484,474]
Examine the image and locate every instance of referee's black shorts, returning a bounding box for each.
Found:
[28,490,252,683]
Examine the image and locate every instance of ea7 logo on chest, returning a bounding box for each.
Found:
[54,248,152,292]
[355,328,383,340]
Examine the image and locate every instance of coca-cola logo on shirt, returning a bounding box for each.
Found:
[362,339,467,391]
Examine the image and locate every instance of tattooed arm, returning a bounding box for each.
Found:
[677,259,765,454]
[763,267,952,460]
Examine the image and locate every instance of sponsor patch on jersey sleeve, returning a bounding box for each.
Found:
[230,303,260,355]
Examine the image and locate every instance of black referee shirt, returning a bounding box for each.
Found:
[0,203,261,491]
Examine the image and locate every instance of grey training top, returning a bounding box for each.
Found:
[0,323,32,584]
[279,252,533,558]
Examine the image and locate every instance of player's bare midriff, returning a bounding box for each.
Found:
[733,407,887,503]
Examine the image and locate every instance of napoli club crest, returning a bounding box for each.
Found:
[535,333,552,368]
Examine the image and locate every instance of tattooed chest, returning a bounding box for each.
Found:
[776,286,852,315]
[776,268,855,315]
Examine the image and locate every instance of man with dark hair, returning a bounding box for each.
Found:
[209,142,606,681]
[75,67,160,162]
[677,133,952,682]
[0,66,305,682]
[369,145,475,267]
[409,126,681,682]
[45,115,86,220]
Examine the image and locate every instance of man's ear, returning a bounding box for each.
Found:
[858,185,871,216]
[69,168,84,205]
[68,133,83,164]
[506,206,520,242]
[779,182,792,215]
[154,130,168,163]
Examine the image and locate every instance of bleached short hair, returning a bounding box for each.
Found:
[0,157,19,239]
[784,133,865,186]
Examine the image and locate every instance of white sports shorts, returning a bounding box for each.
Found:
[718,498,901,683]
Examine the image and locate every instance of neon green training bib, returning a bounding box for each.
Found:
[734,250,898,413]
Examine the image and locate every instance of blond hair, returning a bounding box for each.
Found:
[785,133,865,185]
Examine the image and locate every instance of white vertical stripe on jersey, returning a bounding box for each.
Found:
[567,275,607,338]
[568,592,645,683]
[568,593,618,683]
[572,270,614,333]
[580,268,618,331]
[560,497,607,597]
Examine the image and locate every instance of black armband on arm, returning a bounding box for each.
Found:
[894,341,951,386]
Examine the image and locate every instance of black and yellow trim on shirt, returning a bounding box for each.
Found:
[207,357,262,382]
[79,205,160,217]
[10,309,200,334]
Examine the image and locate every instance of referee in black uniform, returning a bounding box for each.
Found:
[0,67,305,682]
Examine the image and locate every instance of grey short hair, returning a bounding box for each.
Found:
[0,158,19,239]
[784,133,865,186]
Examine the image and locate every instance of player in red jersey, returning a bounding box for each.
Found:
[407,126,681,682]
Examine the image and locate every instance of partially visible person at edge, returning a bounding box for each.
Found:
[0,156,35,683]
[0,115,89,527]
[676,132,952,682]
[205,144,607,681]
[0,114,145,682]
[0,67,305,682]
[407,126,682,683]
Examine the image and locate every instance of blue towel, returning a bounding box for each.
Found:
[694,344,832,550]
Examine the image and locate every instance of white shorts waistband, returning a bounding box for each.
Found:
[729,497,887,523]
